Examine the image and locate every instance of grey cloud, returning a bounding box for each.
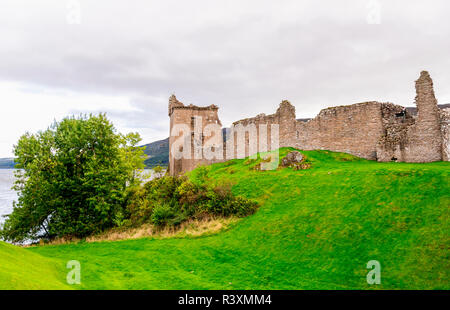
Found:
[1,0,450,145]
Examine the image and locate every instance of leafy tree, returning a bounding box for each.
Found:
[0,114,145,243]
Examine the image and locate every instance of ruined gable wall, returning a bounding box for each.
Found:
[277,100,297,147]
[376,104,415,162]
[403,71,443,162]
[440,108,450,161]
[295,102,386,160]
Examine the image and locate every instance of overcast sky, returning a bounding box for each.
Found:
[0,0,449,157]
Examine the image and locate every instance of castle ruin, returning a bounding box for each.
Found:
[168,71,450,175]
[168,95,223,175]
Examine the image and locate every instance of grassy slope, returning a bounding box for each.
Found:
[0,241,70,289]
[24,148,450,289]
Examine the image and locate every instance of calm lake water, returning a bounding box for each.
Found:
[0,169,155,225]
[0,169,17,224]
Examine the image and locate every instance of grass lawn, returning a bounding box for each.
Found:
[0,241,71,289]
[3,148,449,289]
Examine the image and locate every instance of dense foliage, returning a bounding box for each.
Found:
[0,114,145,243]
[123,166,258,228]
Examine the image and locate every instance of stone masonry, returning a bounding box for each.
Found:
[441,108,450,161]
[168,95,223,176]
[168,71,449,175]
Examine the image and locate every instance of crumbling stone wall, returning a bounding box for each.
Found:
[231,101,398,161]
[402,71,443,162]
[441,108,450,161]
[376,104,415,162]
[230,100,296,159]
[168,71,448,175]
[230,71,446,163]
[295,102,388,160]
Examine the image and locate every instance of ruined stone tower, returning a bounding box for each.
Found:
[403,71,443,162]
[168,95,223,175]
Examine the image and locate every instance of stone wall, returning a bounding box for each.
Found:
[402,71,443,162]
[229,100,296,158]
[229,71,446,163]
[168,71,448,175]
[295,102,386,160]
[168,95,223,175]
[441,108,450,161]
[231,101,402,161]
[376,104,415,162]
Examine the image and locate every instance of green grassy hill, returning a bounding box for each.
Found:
[3,148,449,289]
[0,241,70,289]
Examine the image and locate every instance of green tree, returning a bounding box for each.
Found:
[0,114,145,243]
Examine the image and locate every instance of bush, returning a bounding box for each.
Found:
[151,203,175,226]
[124,173,258,228]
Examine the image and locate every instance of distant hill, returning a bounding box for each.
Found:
[141,138,169,168]
[0,158,15,169]
[406,103,450,116]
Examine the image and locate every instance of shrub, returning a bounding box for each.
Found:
[123,186,153,226]
[124,173,258,228]
[151,203,175,226]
